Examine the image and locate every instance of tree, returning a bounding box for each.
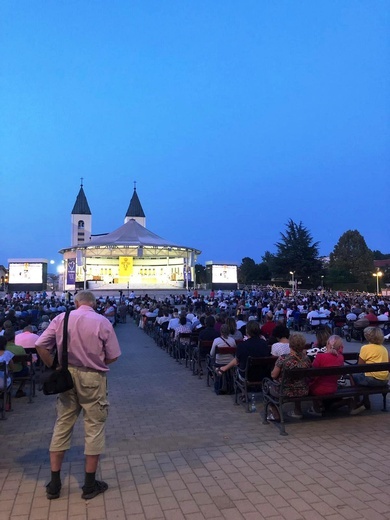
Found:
[257,261,272,281]
[272,219,322,282]
[329,230,374,284]
[372,250,390,260]
[238,257,258,284]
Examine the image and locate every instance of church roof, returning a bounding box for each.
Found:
[71,186,91,215]
[86,219,171,247]
[60,218,201,254]
[125,188,145,218]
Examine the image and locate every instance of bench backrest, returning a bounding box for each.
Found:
[353,320,383,329]
[198,340,213,355]
[342,352,359,363]
[178,332,192,339]
[243,356,276,383]
[214,346,236,356]
[285,362,390,380]
[11,353,33,368]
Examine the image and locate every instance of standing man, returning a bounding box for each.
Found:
[35,291,121,501]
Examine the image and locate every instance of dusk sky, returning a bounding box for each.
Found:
[2,1,389,271]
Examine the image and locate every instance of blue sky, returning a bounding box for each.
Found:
[1,1,389,270]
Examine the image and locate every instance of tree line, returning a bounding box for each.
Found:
[195,219,390,291]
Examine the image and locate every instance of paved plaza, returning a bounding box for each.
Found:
[1,320,390,520]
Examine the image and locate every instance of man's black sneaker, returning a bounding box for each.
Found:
[81,480,108,500]
[46,481,61,500]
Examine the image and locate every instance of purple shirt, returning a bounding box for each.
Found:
[35,305,121,372]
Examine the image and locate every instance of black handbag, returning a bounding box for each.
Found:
[42,310,74,395]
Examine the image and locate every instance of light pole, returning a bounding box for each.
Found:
[57,262,65,292]
[289,271,295,293]
[373,270,383,295]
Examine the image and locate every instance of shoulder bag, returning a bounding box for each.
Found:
[42,310,74,395]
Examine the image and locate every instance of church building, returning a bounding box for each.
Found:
[59,183,201,290]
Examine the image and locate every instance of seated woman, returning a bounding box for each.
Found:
[225,317,243,341]
[308,335,344,415]
[174,315,192,359]
[313,325,332,350]
[351,327,389,412]
[269,325,290,357]
[210,325,236,366]
[210,324,236,394]
[217,320,271,377]
[104,301,116,325]
[270,333,311,419]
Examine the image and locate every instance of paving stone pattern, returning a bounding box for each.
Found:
[1,320,390,519]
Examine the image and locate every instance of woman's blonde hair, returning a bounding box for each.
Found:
[327,335,343,356]
[363,327,384,345]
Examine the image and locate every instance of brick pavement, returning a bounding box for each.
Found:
[1,320,390,519]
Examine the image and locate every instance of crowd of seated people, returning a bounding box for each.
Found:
[133,288,390,421]
[1,286,390,416]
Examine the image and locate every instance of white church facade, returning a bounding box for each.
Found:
[60,183,201,290]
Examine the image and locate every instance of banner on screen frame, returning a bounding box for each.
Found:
[67,258,76,285]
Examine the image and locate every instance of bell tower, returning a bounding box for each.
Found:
[125,182,146,227]
[71,179,92,246]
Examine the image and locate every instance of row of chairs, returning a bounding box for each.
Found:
[140,318,276,411]
[0,353,36,419]
[140,316,216,375]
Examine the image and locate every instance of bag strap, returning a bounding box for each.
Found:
[61,310,71,370]
[221,337,232,347]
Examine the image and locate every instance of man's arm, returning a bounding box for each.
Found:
[219,357,238,373]
[35,317,60,368]
[102,323,121,365]
[36,346,56,368]
[104,357,118,365]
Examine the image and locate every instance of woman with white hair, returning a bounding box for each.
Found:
[352,327,389,387]
[348,327,389,414]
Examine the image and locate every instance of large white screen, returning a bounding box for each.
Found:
[9,263,43,284]
[212,265,237,284]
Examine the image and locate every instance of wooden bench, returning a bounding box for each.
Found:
[345,320,386,343]
[0,361,12,419]
[12,353,37,403]
[173,332,194,364]
[262,361,390,435]
[206,346,236,390]
[155,321,170,350]
[192,340,213,378]
[234,356,276,412]
[144,317,156,336]
[184,334,200,369]
[305,317,332,333]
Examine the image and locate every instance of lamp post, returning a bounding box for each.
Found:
[289,271,295,293]
[57,262,65,292]
[373,270,383,295]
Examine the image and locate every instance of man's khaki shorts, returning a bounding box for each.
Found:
[50,367,109,455]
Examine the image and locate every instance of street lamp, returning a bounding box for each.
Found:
[57,262,65,292]
[289,271,295,292]
[373,270,383,295]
